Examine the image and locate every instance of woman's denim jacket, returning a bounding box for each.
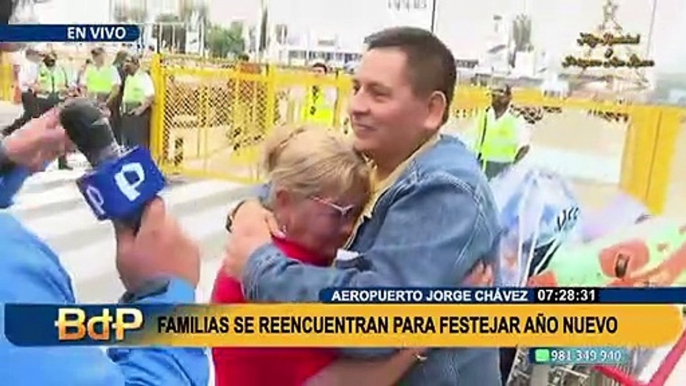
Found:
[243,135,502,385]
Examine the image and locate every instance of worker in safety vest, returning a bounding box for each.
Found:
[34,51,72,169]
[472,84,531,180]
[120,54,154,150]
[81,47,122,115]
[34,52,70,103]
[302,60,335,126]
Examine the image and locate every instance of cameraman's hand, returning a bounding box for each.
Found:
[3,109,74,172]
[114,198,200,291]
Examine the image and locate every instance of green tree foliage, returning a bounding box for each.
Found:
[205,22,245,59]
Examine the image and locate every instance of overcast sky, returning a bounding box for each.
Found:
[32,0,686,73]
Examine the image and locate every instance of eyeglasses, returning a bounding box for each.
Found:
[310,196,357,222]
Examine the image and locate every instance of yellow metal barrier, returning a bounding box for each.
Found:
[159,53,234,69]
[150,53,349,183]
[0,55,15,102]
[447,87,681,214]
[149,54,682,215]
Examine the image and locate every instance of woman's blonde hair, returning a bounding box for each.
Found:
[263,125,371,203]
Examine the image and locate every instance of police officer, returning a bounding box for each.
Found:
[303,60,335,126]
[120,54,154,150]
[81,47,121,114]
[472,84,531,179]
[34,51,71,169]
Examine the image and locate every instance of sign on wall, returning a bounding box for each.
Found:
[387,0,428,11]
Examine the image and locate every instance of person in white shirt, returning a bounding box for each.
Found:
[469,84,531,179]
[2,47,40,137]
[120,54,154,150]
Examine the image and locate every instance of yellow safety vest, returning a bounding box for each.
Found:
[36,64,68,96]
[475,108,520,164]
[85,65,117,95]
[303,86,334,125]
[122,71,148,105]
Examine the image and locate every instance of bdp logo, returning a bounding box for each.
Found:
[55,307,144,342]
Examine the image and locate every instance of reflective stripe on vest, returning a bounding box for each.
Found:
[475,109,519,163]
[122,71,147,104]
[37,65,67,94]
[303,86,334,125]
[86,65,115,94]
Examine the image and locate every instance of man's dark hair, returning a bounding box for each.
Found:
[365,27,456,123]
[311,62,328,73]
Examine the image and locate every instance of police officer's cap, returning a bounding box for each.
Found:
[90,46,105,56]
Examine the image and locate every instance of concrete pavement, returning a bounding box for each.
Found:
[7,169,255,303]
[0,101,254,304]
[3,170,247,386]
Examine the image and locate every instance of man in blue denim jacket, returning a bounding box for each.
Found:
[224,27,502,385]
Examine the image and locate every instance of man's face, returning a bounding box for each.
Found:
[490,86,511,108]
[92,53,105,66]
[124,59,137,74]
[44,56,56,67]
[348,48,439,161]
[312,66,326,77]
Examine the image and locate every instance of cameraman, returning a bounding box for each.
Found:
[0,3,208,385]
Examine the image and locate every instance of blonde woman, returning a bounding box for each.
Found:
[212,126,425,386]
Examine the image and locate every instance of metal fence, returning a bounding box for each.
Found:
[0,54,16,103]
[445,87,683,216]
[0,51,678,215]
[148,53,682,215]
[149,54,351,183]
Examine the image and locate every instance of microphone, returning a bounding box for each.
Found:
[58,98,166,230]
[58,98,121,166]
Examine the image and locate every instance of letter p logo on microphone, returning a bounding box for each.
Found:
[115,162,146,201]
[77,146,166,221]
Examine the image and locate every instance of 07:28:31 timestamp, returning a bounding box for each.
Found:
[534,288,598,303]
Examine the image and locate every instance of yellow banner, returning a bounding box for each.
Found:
[130,304,683,347]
